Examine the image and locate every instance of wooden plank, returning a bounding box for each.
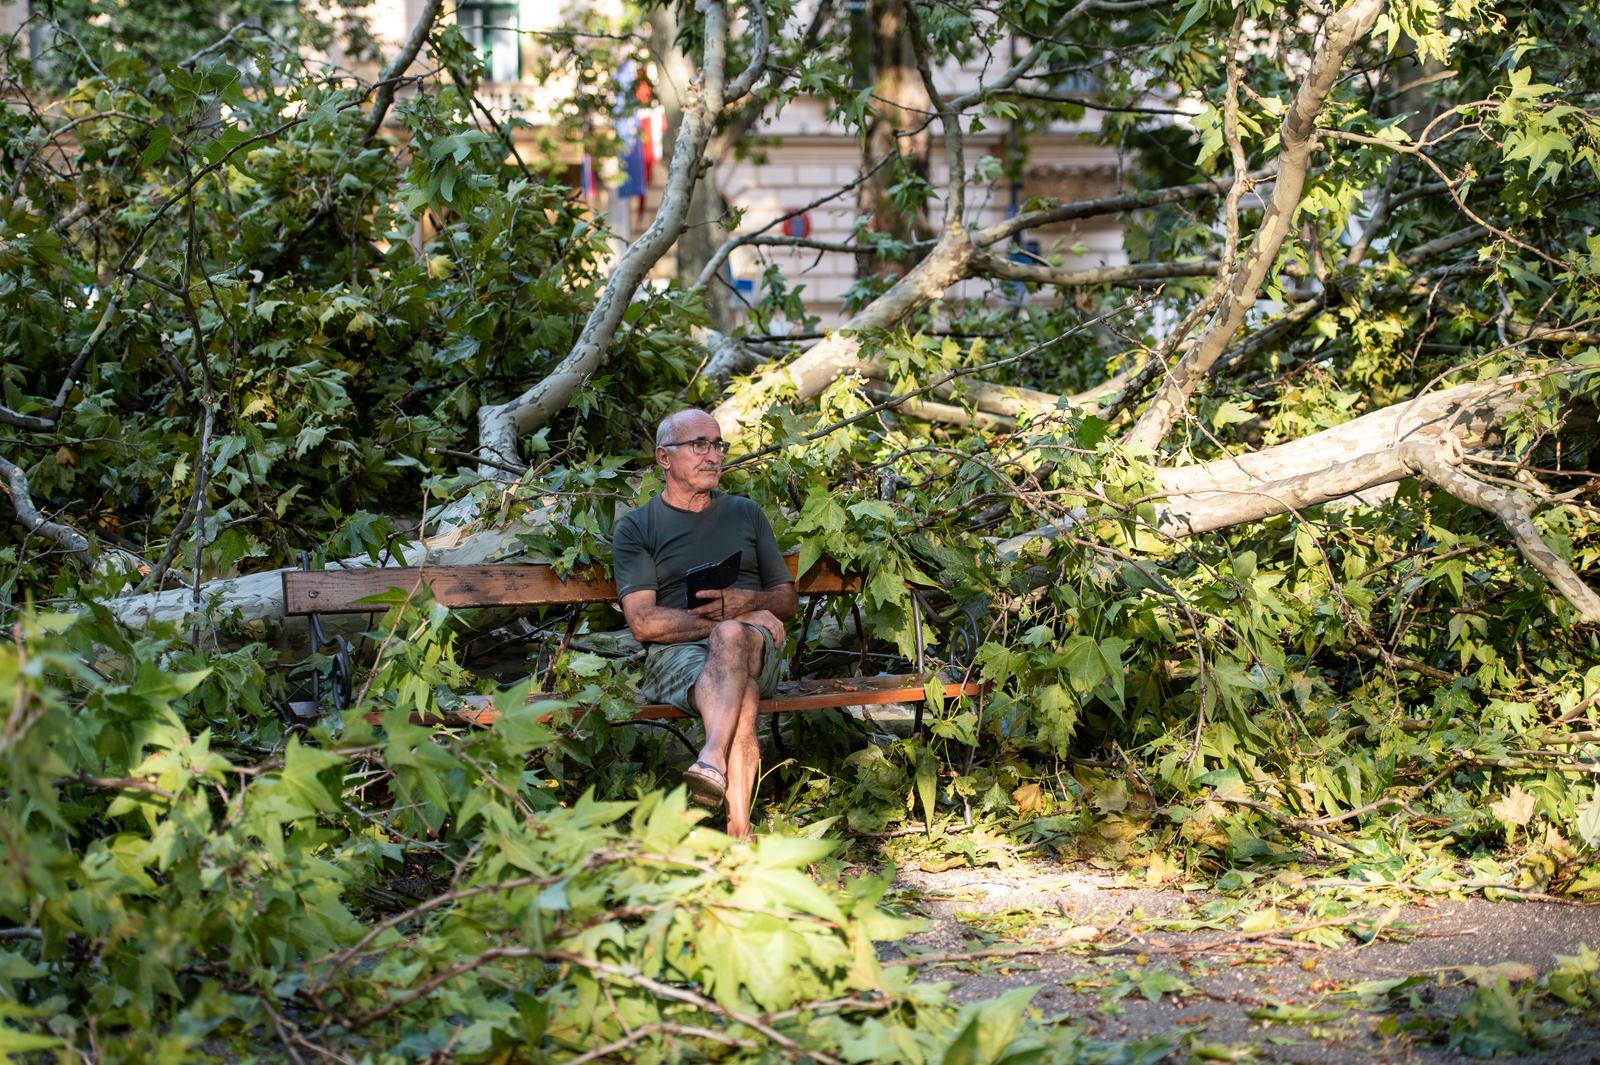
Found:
[362,675,983,727]
[284,552,860,615]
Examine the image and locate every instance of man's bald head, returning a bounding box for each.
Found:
[654,409,726,498]
[655,409,720,448]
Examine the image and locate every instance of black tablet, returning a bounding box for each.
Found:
[684,550,742,609]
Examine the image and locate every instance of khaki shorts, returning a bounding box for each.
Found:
[641,624,784,713]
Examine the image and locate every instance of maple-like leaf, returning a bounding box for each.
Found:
[1490,785,1537,832]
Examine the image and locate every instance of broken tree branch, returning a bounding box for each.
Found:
[0,455,93,565]
[1124,0,1387,452]
[905,0,964,228]
[1400,433,1600,623]
[478,0,742,474]
[999,367,1571,561]
[723,0,770,103]
[973,254,1221,287]
[710,230,978,433]
[363,0,445,144]
[1101,10,1252,425]
[975,168,1275,248]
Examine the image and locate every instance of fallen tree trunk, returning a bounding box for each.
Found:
[1152,373,1528,535]
[106,506,560,644]
[111,368,1593,632]
[998,368,1600,620]
[998,372,1533,555]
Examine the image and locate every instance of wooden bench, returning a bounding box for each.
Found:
[281,553,982,734]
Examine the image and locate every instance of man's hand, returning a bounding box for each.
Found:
[690,586,766,621]
[736,608,786,646]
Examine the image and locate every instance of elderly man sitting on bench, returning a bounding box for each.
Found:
[612,408,799,838]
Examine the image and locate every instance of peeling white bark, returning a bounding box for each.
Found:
[971,255,1221,288]
[998,369,1599,620]
[1,456,92,564]
[711,232,976,432]
[698,328,767,384]
[1002,373,1523,537]
[1125,0,1387,453]
[864,377,1080,421]
[1400,434,1600,622]
[1152,373,1523,535]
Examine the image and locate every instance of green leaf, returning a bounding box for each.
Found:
[1062,635,1106,693]
[1578,788,1600,849]
[0,952,44,981]
[915,748,938,832]
[940,1015,983,1065]
[1174,0,1215,38]
[795,485,847,534]
[0,1026,63,1053]
[753,834,837,869]
[203,126,255,167]
[868,566,903,610]
[1135,967,1194,1002]
[1077,414,1109,448]
[139,124,173,169]
[797,538,823,579]
[282,735,344,814]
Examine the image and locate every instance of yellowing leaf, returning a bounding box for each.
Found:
[1012,782,1046,816]
[1459,961,1537,987]
[1490,785,1537,831]
[1577,788,1600,848]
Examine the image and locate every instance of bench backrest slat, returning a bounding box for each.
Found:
[282,552,857,616]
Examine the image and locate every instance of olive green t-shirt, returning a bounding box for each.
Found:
[612,492,792,614]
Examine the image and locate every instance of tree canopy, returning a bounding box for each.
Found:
[2,0,1600,1059]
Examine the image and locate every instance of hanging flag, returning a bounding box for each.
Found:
[615,61,648,200]
[579,152,599,200]
[616,121,647,199]
[614,61,664,206]
[637,77,663,188]
[640,108,656,188]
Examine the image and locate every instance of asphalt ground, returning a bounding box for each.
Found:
[887,861,1600,1063]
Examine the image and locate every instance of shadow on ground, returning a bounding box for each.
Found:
[883,859,1600,1063]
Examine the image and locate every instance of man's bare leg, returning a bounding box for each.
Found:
[690,622,763,822]
[723,677,762,838]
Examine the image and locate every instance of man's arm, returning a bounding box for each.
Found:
[621,588,718,645]
[622,587,793,646]
[689,583,799,624]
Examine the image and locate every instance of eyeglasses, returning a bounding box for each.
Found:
[660,437,731,457]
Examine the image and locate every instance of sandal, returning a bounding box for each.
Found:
[682,760,727,810]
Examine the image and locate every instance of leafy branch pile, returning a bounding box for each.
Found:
[5,604,1133,1062]
[725,383,1600,889]
[3,0,1600,1058]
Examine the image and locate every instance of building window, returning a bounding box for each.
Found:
[459,2,520,83]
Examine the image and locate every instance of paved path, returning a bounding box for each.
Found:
[889,861,1600,1063]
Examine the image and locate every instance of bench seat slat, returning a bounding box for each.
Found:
[362,675,983,727]
[283,553,858,615]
